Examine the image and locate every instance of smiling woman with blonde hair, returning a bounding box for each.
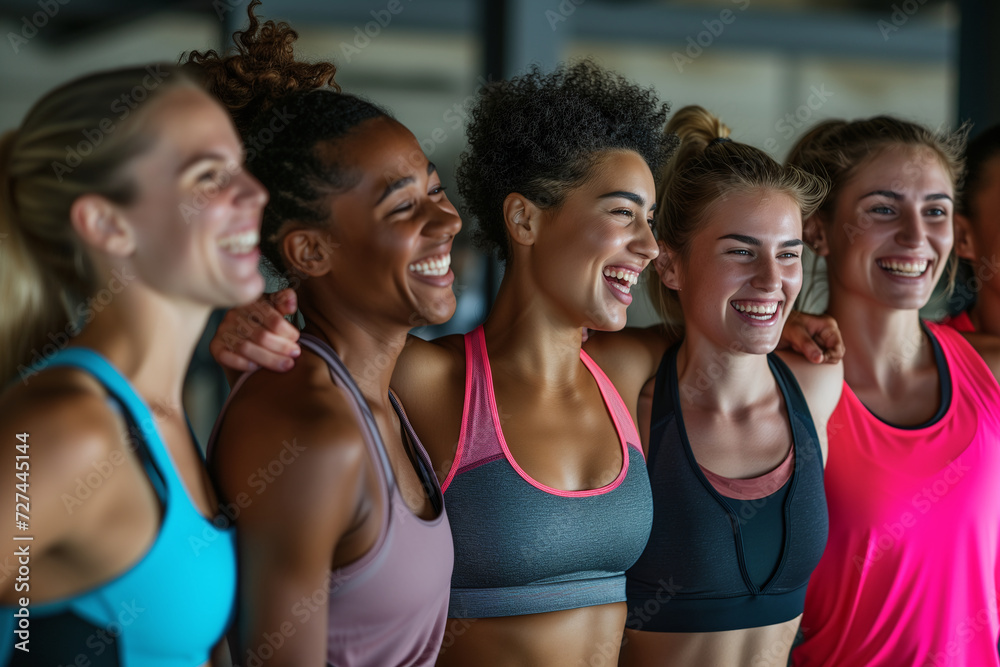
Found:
[0,64,267,666]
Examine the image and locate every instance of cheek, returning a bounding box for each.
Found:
[783,265,804,299]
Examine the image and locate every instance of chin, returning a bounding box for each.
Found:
[223,277,266,308]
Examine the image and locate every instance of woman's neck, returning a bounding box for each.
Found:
[827,288,931,391]
[298,299,409,406]
[72,283,211,411]
[482,277,589,391]
[674,333,775,414]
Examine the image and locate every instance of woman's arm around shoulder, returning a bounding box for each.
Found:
[774,351,843,466]
[212,370,371,667]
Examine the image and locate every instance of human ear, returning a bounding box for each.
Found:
[803,213,830,257]
[69,195,135,257]
[502,193,543,248]
[954,213,977,261]
[282,228,337,277]
[654,240,683,291]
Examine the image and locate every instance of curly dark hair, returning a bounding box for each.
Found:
[179,0,389,276]
[181,0,339,140]
[456,60,676,263]
[245,90,389,273]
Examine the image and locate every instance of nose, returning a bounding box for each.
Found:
[750,256,782,293]
[238,167,269,209]
[423,197,462,241]
[894,208,928,249]
[630,219,659,262]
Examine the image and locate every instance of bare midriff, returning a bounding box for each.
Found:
[435,602,627,667]
[619,615,801,667]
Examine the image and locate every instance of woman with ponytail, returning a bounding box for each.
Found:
[786,118,1000,666]
[607,106,842,667]
[0,65,267,666]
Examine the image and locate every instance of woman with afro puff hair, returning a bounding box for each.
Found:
[214,58,843,664]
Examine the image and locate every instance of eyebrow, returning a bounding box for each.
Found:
[177,151,231,176]
[860,189,953,202]
[718,234,803,248]
[376,161,437,205]
[598,190,653,211]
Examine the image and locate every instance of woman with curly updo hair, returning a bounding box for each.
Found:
[186,4,457,666]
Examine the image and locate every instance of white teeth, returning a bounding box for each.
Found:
[603,267,639,291]
[409,253,451,277]
[218,230,259,255]
[878,259,929,277]
[733,302,779,319]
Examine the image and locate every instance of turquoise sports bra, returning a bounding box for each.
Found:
[0,348,236,667]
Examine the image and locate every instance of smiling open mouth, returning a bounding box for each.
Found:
[217,229,259,255]
[409,253,451,277]
[731,300,780,322]
[603,267,639,295]
[876,258,929,278]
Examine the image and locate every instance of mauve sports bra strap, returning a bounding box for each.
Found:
[298,333,396,486]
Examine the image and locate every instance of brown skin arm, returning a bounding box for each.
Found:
[389,333,466,483]
[212,371,368,667]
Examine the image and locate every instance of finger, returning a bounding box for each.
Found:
[230,338,297,372]
[797,337,826,364]
[820,329,846,364]
[212,347,258,374]
[268,288,298,316]
[258,307,301,343]
[246,327,301,359]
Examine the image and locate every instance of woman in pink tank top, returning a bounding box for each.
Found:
[787,117,1000,666]
[188,7,455,666]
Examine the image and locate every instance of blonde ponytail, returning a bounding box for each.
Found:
[0,66,195,385]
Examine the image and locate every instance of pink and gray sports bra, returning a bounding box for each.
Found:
[442,325,653,618]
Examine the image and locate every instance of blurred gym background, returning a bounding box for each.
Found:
[1,0,995,439]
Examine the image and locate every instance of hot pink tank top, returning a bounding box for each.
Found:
[793,322,1000,667]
